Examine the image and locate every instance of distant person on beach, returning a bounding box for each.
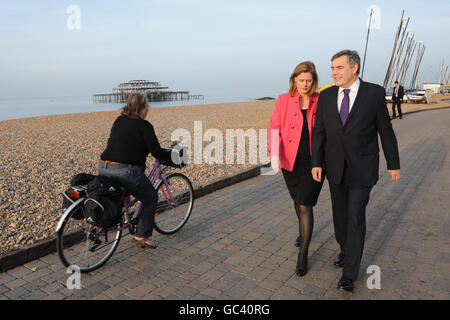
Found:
[269,61,324,277]
[311,50,400,292]
[98,93,180,249]
[392,80,404,119]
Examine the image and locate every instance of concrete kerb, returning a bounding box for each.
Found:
[0,162,271,273]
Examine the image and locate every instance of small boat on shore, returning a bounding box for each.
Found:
[406,90,426,103]
[386,93,393,102]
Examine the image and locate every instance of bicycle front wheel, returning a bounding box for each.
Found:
[154,172,194,235]
[56,201,122,273]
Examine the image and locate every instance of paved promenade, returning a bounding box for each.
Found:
[1,108,449,300]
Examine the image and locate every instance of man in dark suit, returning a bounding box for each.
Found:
[392,81,404,119]
[311,50,400,292]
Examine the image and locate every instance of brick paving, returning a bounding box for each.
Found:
[1,108,449,300]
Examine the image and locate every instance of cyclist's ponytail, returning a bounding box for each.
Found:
[121,93,148,119]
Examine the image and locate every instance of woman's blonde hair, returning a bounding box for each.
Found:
[121,93,148,119]
[288,61,318,97]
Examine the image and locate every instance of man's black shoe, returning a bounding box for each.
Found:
[337,278,354,292]
[334,253,345,267]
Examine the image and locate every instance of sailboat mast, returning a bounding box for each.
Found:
[361,8,373,80]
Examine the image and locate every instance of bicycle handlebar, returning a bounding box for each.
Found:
[161,145,187,168]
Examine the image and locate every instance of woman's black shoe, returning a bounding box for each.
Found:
[295,236,301,247]
[295,266,308,277]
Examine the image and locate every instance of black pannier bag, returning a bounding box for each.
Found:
[62,173,96,220]
[83,175,126,229]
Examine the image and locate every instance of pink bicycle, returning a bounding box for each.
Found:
[56,148,194,273]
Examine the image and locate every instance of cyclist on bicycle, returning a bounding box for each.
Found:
[98,93,181,249]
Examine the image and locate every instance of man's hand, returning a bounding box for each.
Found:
[271,155,281,174]
[388,169,401,182]
[311,167,322,182]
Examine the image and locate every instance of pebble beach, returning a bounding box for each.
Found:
[0,100,275,255]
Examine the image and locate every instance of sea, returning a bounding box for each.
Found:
[0,95,256,121]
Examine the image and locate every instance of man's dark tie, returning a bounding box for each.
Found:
[340,89,350,125]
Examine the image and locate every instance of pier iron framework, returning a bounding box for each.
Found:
[93,80,203,103]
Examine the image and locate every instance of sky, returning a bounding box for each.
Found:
[0,0,449,99]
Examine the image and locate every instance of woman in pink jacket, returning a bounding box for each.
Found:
[269,61,324,277]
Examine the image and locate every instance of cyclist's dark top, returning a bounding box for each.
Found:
[101,115,175,168]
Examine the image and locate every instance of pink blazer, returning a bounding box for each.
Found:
[269,91,319,172]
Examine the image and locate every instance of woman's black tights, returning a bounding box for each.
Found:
[294,204,314,270]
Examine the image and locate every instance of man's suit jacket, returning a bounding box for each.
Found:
[392,85,404,102]
[311,79,400,187]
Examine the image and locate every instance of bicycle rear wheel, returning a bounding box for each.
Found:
[56,201,122,273]
[154,172,194,235]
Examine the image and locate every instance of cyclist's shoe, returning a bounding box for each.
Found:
[132,237,157,249]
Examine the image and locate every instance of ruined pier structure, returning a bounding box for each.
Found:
[93,80,204,103]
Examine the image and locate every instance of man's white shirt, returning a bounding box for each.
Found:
[337,78,360,113]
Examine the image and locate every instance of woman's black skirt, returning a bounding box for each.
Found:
[282,161,324,206]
